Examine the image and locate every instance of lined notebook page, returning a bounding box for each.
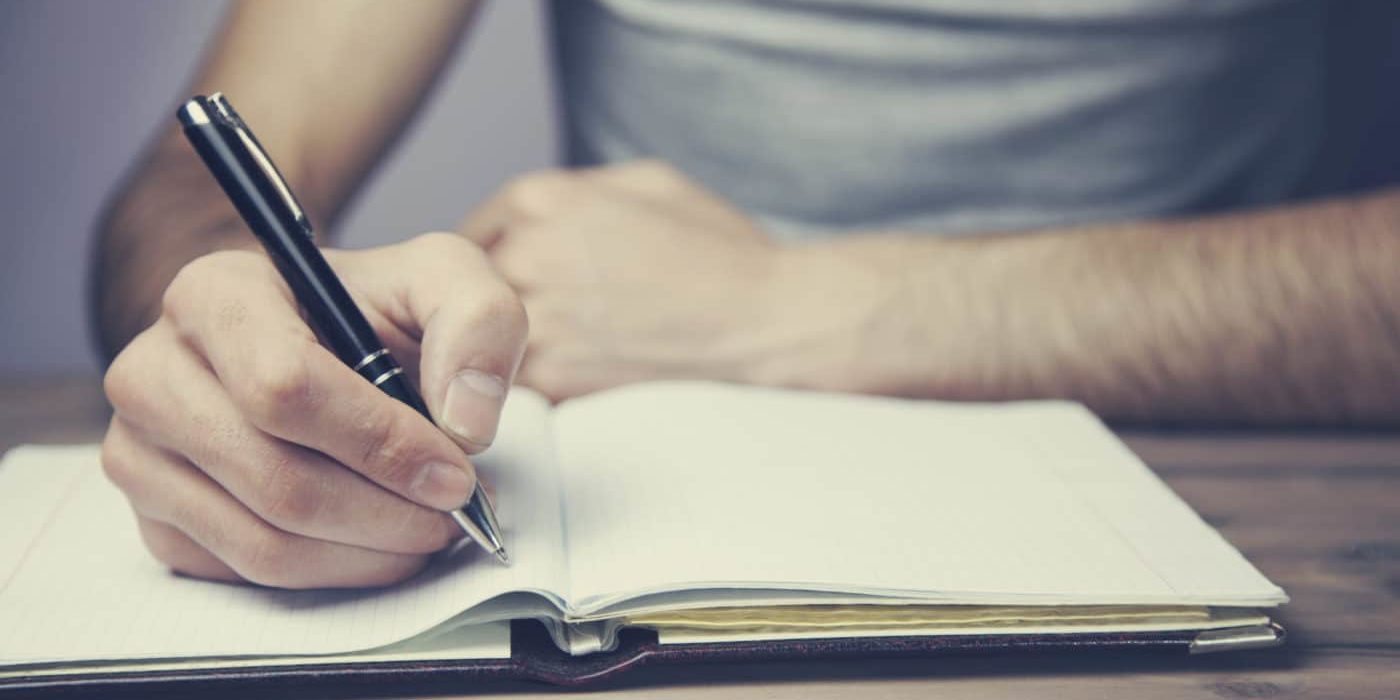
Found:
[0,389,562,664]
[553,382,1285,613]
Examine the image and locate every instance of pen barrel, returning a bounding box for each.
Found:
[262,239,383,367]
[180,119,382,367]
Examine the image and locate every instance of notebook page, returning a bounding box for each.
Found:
[0,388,564,664]
[1019,414,1285,603]
[552,382,1283,613]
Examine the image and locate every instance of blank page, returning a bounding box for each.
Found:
[552,382,1285,614]
[0,388,563,664]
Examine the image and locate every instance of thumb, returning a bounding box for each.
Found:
[338,233,529,454]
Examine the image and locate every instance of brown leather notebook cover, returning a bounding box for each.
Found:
[0,618,1283,697]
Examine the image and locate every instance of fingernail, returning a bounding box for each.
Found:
[411,462,475,510]
[442,369,507,449]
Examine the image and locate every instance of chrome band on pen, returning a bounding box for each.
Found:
[353,348,390,372]
[370,367,405,387]
[355,351,402,385]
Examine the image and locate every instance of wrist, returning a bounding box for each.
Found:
[735,238,915,394]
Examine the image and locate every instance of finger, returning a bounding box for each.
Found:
[136,515,243,583]
[107,339,457,555]
[457,169,584,248]
[101,425,430,589]
[331,233,529,454]
[160,251,483,513]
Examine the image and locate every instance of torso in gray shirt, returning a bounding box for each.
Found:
[551,0,1325,239]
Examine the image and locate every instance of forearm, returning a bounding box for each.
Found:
[91,0,479,363]
[750,189,1400,427]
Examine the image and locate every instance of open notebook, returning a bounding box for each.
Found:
[0,381,1286,687]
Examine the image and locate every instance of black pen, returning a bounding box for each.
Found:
[176,93,508,565]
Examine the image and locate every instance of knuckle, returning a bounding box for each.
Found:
[412,231,485,265]
[356,408,423,488]
[104,324,179,421]
[161,251,238,321]
[255,456,326,532]
[160,260,204,320]
[232,530,302,588]
[103,343,145,413]
[138,522,193,572]
[99,430,138,491]
[141,531,183,569]
[237,344,319,428]
[503,170,576,215]
[412,230,470,254]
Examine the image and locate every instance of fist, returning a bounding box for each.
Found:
[460,160,779,401]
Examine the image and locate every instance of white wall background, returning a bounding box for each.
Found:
[0,0,558,375]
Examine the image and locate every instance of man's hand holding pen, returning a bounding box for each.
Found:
[101,234,526,588]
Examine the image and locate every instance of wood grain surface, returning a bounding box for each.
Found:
[2,376,1397,699]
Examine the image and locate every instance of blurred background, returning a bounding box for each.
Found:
[0,0,556,375]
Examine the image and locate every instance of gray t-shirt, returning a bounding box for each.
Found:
[551,0,1326,239]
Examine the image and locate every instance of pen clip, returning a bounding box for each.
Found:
[206,93,312,234]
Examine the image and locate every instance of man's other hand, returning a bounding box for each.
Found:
[460,161,783,401]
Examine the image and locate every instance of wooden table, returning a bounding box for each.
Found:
[3,376,1398,699]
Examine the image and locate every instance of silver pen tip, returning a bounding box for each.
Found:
[494,548,511,566]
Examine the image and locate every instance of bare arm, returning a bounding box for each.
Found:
[457,163,1399,428]
[755,188,1400,427]
[93,0,479,360]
